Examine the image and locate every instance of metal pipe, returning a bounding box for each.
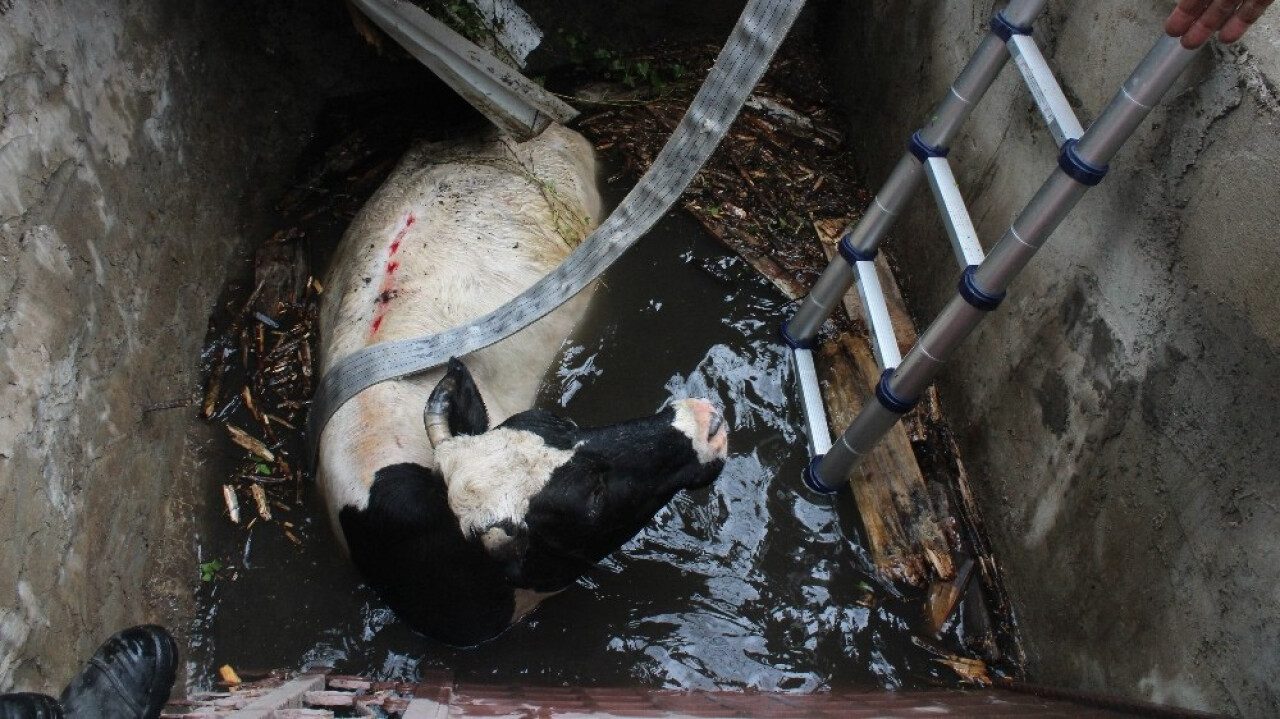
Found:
[806,34,1198,493]
[919,32,1014,148]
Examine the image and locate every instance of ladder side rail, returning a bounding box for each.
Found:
[807,35,1198,494]
[1008,34,1086,146]
[924,157,987,267]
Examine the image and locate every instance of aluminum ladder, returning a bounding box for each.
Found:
[782,0,1201,494]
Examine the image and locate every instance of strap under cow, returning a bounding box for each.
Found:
[308,0,808,460]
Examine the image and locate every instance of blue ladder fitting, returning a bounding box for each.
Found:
[958,265,1007,311]
[803,455,840,495]
[1058,139,1109,186]
[780,319,815,350]
[908,131,949,164]
[990,10,1034,41]
[838,232,878,266]
[875,368,921,414]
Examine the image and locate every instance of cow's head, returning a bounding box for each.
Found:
[425,358,728,592]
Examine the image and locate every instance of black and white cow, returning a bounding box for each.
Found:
[316,124,728,647]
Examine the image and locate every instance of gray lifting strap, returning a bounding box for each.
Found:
[307,0,807,459]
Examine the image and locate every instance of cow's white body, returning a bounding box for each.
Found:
[317,124,601,539]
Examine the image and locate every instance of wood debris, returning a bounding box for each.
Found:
[576,45,870,302]
[935,655,992,686]
[222,485,241,525]
[226,425,275,463]
[250,484,273,522]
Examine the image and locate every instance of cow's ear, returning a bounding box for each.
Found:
[444,358,489,436]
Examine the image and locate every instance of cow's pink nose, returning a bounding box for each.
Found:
[682,398,728,461]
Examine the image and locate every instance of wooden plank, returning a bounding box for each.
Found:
[402,698,451,719]
[220,674,328,719]
[812,219,955,587]
[303,691,355,707]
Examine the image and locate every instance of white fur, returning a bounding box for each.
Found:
[317,124,602,548]
[434,427,576,538]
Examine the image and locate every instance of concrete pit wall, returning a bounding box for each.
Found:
[825,2,1280,717]
[0,0,419,694]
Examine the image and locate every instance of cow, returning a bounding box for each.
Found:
[316,124,729,647]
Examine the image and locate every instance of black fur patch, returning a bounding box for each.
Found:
[338,463,513,647]
[498,408,579,450]
[504,408,726,592]
[443,358,489,436]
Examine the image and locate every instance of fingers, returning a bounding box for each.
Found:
[1188,0,1241,48]
[1166,0,1213,36]
[1166,0,1275,48]
[1218,0,1275,43]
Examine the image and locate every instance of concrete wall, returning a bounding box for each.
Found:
[824,2,1280,716]
[0,0,414,695]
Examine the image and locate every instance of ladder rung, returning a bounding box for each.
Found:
[855,261,903,370]
[924,157,986,268]
[792,348,832,456]
[1008,34,1084,146]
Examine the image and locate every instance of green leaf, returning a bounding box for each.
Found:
[200,559,223,582]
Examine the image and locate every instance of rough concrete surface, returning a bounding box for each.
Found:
[824,1,1280,716]
[0,0,426,695]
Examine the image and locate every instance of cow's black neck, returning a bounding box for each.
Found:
[338,462,515,647]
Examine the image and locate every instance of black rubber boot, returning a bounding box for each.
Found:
[0,693,65,719]
[57,626,177,719]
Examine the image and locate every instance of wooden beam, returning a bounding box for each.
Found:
[811,219,955,588]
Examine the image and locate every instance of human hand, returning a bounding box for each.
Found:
[1165,0,1275,48]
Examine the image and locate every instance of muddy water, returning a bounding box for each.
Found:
[190,106,961,693]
